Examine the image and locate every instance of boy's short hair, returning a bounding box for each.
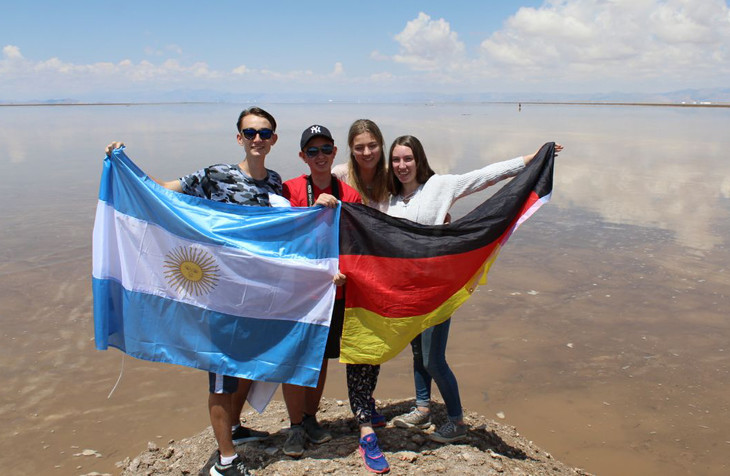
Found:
[237,107,277,132]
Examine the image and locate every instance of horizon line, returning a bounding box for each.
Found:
[1,100,728,109]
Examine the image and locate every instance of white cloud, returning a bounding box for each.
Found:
[2,1,730,100]
[232,64,249,75]
[478,0,730,85]
[374,2,729,90]
[3,45,23,60]
[392,12,467,71]
[0,46,235,99]
[369,50,389,62]
[0,46,219,82]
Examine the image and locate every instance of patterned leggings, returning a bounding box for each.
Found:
[346,363,380,425]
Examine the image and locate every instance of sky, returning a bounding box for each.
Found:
[2,0,730,101]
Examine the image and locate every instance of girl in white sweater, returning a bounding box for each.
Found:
[386,135,562,443]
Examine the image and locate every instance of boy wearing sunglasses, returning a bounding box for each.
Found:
[279,125,361,458]
[105,107,282,476]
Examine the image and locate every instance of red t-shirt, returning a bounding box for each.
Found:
[282,174,361,299]
[282,174,362,206]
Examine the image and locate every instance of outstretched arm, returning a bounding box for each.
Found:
[104,141,183,192]
[523,143,564,165]
[440,142,564,203]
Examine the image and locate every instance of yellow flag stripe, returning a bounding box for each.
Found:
[339,244,503,364]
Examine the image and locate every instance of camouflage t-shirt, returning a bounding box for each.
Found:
[180,163,283,207]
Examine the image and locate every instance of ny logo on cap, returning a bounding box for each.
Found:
[310,126,322,134]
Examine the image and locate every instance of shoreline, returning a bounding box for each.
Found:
[1,100,728,108]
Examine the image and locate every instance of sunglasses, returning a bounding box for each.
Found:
[240,128,274,140]
[304,144,334,158]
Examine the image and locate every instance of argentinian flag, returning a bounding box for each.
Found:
[93,149,338,387]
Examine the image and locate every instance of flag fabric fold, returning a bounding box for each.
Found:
[92,149,339,387]
[338,142,555,364]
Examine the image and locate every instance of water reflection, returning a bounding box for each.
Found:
[0,103,728,476]
[411,105,730,252]
[3,104,728,253]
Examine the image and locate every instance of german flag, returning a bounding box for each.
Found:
[338,142,555,364]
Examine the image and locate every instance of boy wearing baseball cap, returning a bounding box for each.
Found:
[279,125,361,458]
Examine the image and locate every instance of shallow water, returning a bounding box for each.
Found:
[1,103,728,475]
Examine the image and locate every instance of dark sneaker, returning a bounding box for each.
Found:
[369,398,386,428]
[358,433,389,473]
[302,414,332,444]
[283,425,306,458]
[429,420,468,443]
[209,452,250,476]
[392,407,431,429]
[232,425,269,445]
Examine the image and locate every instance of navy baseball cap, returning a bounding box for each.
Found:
[300,124,334,149]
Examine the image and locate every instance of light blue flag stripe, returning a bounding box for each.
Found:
[93,150,338,388]
[94,279,328,386]
[101,148,339,260]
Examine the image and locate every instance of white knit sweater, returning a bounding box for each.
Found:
[382,157,526,225]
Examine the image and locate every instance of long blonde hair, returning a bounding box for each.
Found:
[347,119,388,205]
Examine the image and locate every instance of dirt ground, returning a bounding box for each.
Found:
[116,398,593,475]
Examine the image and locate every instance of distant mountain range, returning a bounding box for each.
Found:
[3,88,729,105]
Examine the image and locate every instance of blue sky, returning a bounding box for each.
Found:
[2,0,729,101]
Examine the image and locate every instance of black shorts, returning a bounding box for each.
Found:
[208,372,239,394]
[324,298,345,359]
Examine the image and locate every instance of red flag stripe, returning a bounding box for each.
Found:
[341,240,499,318]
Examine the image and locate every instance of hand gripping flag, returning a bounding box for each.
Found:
[338,142,555,364]
[92,149,338,388]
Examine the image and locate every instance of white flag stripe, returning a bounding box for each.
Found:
[93,201,337,326]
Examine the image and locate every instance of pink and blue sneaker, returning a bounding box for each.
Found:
[358,433,390,473]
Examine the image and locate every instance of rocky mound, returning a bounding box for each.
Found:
[118,398,592,475]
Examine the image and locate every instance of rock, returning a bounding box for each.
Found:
[405,442,420,452]
[397,451,418,463]
[74,449,102,458]
[118,398,593,476]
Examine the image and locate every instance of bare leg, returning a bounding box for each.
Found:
[209,393,235,457]
[282,382,306,425]
[359,423,374,439]
[231,378,253,426]
[304,358,328,416]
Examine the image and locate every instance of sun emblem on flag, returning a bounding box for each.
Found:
[164,246,220,296]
